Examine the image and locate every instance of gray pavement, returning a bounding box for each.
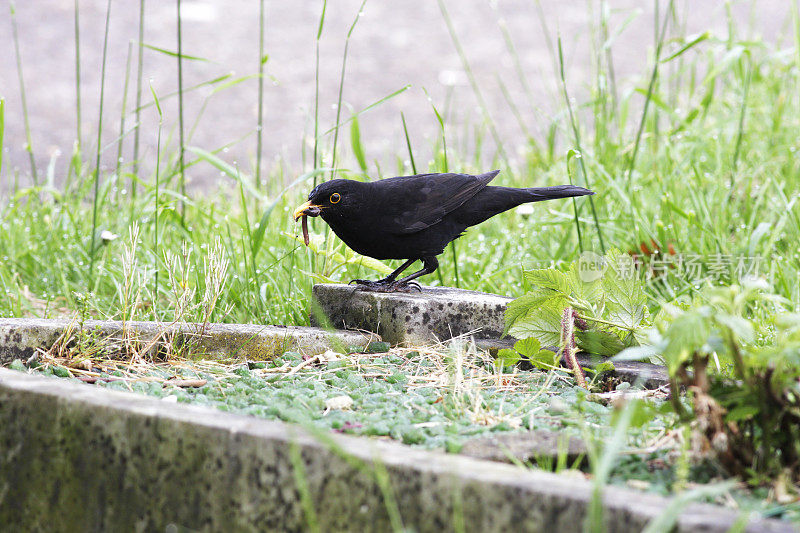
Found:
[0,0,790,190]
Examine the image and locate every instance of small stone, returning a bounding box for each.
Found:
[626,479,651,491]
[319,350,343,363]
[324,395,354,411]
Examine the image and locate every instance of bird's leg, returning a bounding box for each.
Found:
[393,256,439,291]
[349,258,418,292]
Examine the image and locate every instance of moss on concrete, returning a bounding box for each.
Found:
[0,369,790,532]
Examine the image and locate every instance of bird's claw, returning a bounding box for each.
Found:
[348,279,422,293]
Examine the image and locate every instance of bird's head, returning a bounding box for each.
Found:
[293,179,361,221]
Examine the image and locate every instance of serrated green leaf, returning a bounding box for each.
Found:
[529,349,559,369]
[576,330,625,356]
[495,348,520,369]
[603,249,648,330]
[523,268,571,294]
[513,337,541,358]
[568,261,604,305]
[508,298,567,347]
[504,291,568,336]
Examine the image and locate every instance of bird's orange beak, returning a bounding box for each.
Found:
[293,201,322,221]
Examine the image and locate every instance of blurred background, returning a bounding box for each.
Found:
[0,0,790,188]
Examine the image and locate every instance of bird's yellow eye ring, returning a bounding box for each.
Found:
[330,193,341,204]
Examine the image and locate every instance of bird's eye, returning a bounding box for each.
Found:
[330,193,341,204]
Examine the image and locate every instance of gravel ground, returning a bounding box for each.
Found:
[0,0,790,189]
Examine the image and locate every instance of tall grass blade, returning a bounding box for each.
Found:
[10,2,38,185]
[585,399,636,532]
[142,43,208,62]
[731,55,751,185]
[401,112,417,174]
[88,0,113,285]
[186,146,264,201]
[115,41,134,188]
[566,149,584,253]
[252,168,327,257]
[330,0,369,179]
[321,85,409,136]
[255,0,266,190]
[642,481,738,533]
[176,0,186,221]
[131,0,146,213]
[624,1,672,203]
[313,0,327,185]
[438,0,508,167]
[150,82,163,313]
[73,0,82,157]
[556,36,606,253]
[349,113,367,172]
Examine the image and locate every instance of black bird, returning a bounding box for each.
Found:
[294,170,593,292]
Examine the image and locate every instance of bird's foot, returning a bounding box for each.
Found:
[349,279,422,293]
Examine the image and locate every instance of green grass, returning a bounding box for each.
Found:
[1,5,800,522]
[1,4,798,326]
[9,342,800,523]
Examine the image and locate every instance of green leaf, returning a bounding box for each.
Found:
[142,43,210,62]
[252,169,327,256]
[350,114,367,171]
[285,233,394,276]
[188,146,264,199]
[528,349,559,369]
[660,31,711,63]
[613,345,659,362]
[504,291,568,336]
[513,337,541,358]
[662,309,711,373]
[508,297,567,347]
[725,404,759,422]
[523,268,571,295]
[602,249,648,330]
[576,330,625,356]
[495,348,520,369]
[568,261,603,305]
[715,313,754,344]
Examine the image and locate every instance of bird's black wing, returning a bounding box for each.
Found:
[375,170,500,234]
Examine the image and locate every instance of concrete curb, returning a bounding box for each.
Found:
[312,284,670,387]
[0,318,375,366]
[311,283,510,345]
[0,368,789,532]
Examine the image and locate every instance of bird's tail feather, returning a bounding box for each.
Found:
[525,185,594,201]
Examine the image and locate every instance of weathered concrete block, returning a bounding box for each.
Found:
[0,318,374,366]
[311,283,511,345]
[460,429,587,465]
[0,369,790,532]
[311,284,670,387]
